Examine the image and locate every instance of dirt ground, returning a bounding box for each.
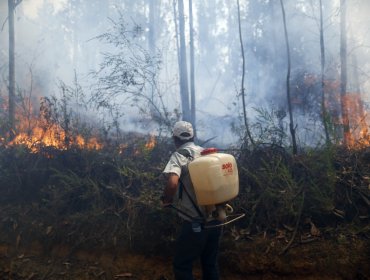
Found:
[0,231,369,280]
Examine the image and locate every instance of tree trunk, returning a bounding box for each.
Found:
[340,0,350,145]
[319,0,330,145]
[189,0,196,133]
[177,0,190,122]
[148,0,156,103]
[148,0,156,55]
[173,0,181,71]
[8,0,15,138]
[237,0,254,147]
[280,0,297,154]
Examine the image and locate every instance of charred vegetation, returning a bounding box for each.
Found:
[0,127,369,278]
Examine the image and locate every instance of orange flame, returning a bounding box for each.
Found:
[8,126,102,152]
[4,96,103,152]
[341,93,369,148]
[323,79,370,149]
[145,135,156,150]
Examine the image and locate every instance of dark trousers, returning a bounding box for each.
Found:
[173,220,222,280]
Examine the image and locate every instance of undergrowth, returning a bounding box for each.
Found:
[0,139,369,257]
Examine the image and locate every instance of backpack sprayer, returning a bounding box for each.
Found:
[166,147,245,229]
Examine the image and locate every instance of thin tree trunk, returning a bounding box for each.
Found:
[237,0,254,147]
[177,0,190,122]
[340,0,350,145]
[70,1,79,71]
[189,0,196,134]
[319,0,330,145]
[148,0,156,55]
[173,0,181,81]
[280,0,297,154]
[8,0,15,138]
[148,0,157,116]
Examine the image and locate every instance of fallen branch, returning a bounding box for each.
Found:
[280,190,305,255]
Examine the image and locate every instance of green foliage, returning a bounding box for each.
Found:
[90,12,174,131]
[0,145,50,201]
[238,145,301,231]
[0,135,179,253]
[237,143,369,235]
[39,75,100,149]
[251,106,287,146]
[0,135,369,256]
[47,168,104,214]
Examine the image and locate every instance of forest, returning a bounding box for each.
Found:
[0,0,369,279]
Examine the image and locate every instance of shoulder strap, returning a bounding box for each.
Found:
[176,148,191,199]
[177,148,205,220]
[177,148,193,161]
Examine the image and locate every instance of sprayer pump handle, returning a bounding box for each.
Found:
[201,148,218,155]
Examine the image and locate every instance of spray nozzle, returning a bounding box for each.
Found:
[214,203,234,221]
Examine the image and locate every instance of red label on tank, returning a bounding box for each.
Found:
[222,162,233,175]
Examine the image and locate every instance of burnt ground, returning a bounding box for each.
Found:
[0,226,369,280]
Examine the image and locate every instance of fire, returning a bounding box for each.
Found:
[145,135,156,150]
[10,127,66,150]
[340,93,369,148]
[132,135,156,155]
[4,96,103,152]
[324,79,370,149]
[8,126,102,152]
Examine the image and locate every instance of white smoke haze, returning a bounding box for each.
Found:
[0,0,369,147]
[22,0,68,19]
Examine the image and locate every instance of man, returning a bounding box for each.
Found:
[162,121,222,280]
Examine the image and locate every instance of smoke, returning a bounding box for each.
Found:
[1,0,369,147]
[22,0,68,19]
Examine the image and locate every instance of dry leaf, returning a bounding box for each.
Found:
[230,227,240,240]
[16,234,21,249]
[46,226,53,235]
[276,229,286,239]
[310,222,321,237]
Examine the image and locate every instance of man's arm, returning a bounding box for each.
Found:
[162,173,180,205]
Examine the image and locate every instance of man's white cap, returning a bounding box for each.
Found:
[173,121,194,140]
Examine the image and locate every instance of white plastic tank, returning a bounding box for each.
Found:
[188,148,239,205]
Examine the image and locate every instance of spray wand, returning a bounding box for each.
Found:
[162,201,245,229]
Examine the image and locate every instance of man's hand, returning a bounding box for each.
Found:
[162,173,180,208]
[160,195,173,208]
